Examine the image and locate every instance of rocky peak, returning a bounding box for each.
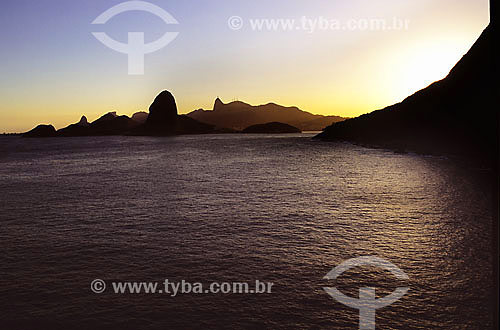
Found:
[78,115,89,126]
[145,90,178,130]
[214,97,224,111]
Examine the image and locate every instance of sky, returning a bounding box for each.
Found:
[0,0,490,132]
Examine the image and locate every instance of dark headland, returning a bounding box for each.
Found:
[315,24,498,163]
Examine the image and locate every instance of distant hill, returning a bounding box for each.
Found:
[187,98,346,131]
[315,24,498,162]
[23,124,57,138]
[131,111,148,124]
[23,91,227,137]
[57,112,140,137]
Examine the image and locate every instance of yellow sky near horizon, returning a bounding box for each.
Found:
[0,0,490,132]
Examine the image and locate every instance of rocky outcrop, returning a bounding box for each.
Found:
[78,116,89,126]
[242,122,301,133]
[129,90,228,136]
[23,125,57,138]
[214,97,224,111]
[144,91,178,134]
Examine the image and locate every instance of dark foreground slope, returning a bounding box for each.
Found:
[316,25,498,162]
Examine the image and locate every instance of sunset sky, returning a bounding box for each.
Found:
[0,0,490,132]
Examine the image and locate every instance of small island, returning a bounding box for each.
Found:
[242,122,301,134]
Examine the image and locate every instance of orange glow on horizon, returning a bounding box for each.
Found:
[0,0,490,133]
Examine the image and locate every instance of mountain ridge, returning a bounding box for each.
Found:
[187,98,347,131]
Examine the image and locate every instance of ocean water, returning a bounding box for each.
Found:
[0,134,495,329]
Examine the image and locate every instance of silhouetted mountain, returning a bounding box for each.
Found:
[23,124,57,138]
[214,97,224,110]
[131,111,148,124]
[188,99,346,131]
[24,91,228,138]
[78,115,89,126]
[315,24,498,162]
[144,91,177,134]
[242,122,301,133]
[89,112,140,136]
[58,112,140,137]
[130,90,228,136]
[58,115,91,137]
